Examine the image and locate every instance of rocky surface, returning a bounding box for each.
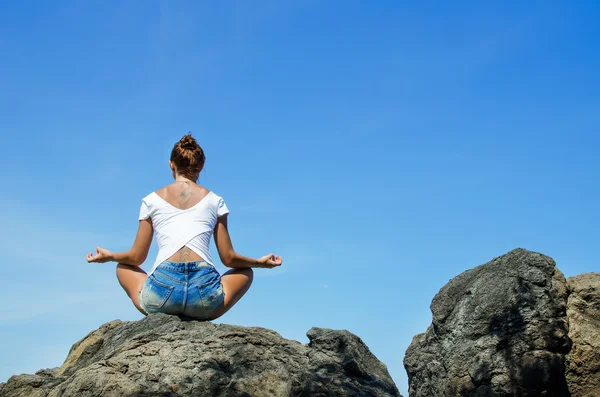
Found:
[565,273,600,397]
[404,249,572,396]
[5,249,599,397]
[1,314,400,397]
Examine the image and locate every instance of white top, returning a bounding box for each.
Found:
[138,190,229,276]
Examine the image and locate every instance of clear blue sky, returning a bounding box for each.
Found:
[1,1,598,394]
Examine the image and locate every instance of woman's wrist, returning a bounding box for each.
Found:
[252,260,263,268]
[106,250,121,263]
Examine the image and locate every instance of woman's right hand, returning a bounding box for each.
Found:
[257,254,282,268]
[86,246,113,263]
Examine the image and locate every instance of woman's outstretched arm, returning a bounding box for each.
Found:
[87,219,154,266]
[214,215,282,268]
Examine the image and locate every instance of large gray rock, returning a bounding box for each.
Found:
[404,249,571,396]
[565,273,600,396]
[1,314,400,397]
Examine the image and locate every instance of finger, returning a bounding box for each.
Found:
[89,251,101,260]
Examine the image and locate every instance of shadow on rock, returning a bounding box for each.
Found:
[1,314,401,397]
[405,248,571,397]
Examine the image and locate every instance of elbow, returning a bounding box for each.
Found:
[132,253,147,267]
[221,252,236,268]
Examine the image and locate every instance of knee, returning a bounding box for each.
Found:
[116,263,144,281]
[116,263,130,275]
[223,267,253,285]
[243,267,254,283]
[236,268,253,286]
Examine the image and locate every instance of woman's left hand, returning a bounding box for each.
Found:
[257,254,283,268]
[86,246,113,263]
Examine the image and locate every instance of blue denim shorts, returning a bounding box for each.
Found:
[139,260,225,320]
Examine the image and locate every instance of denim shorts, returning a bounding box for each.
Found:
[139,260,225,320]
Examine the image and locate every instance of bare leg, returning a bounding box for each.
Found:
[116,263,148,315]
[208,268,253,320]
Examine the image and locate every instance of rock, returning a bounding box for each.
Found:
[1,314,400,397]
[404,248,571,396]
[0,372,64,397]
[565,273,600,396]
[34,369,59,378]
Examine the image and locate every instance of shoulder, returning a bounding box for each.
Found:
[141,191,157,204]
[194,184,218,200]
[152,184,174,199]
[209,191,229,216]
[208,190,225,202]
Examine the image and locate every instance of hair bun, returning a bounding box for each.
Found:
[170,132,205,181]
[179,133,198,150]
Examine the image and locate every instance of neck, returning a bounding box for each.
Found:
[174,177,194,183]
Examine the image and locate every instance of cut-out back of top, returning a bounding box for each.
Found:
[139,190,229,276]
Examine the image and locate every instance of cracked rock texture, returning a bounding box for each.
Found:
[404,249,572,396]
[404,248,600,396]
[565,273,600,397]
[0,314,400,397]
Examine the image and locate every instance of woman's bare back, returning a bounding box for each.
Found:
[155,181,211,262]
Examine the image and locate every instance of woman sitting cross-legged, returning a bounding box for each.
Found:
[86,133,282,320]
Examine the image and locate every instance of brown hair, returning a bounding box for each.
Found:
[170,133,206,181]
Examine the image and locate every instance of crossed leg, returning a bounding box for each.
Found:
[208,268,253,320]
[116,263,148,315]
[116,264,252,319]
